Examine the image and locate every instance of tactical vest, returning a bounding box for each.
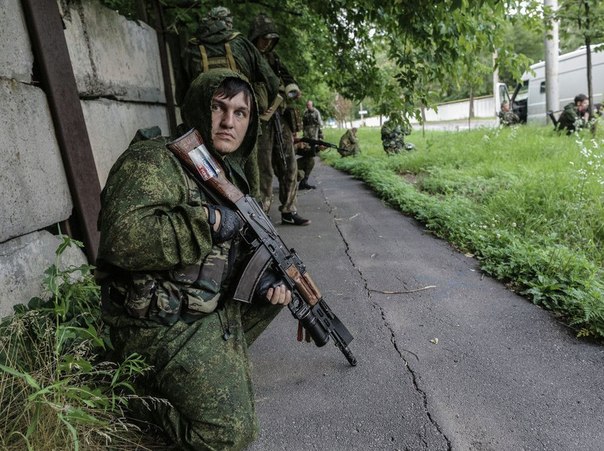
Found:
[198,32,241,73]
[197,32,269,113]
[99,133,235,325]
[303,109,321,127]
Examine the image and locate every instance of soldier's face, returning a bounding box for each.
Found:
[211,92,251,155]
[577,99,589,113]
[256,36,274,53]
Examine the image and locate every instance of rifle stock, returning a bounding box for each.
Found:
[167,129,357,367]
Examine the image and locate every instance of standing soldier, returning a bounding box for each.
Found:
[179,6,280,198]
[297,100,323,189]
[249,14,310,225]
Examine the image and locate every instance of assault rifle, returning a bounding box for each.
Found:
[294,137,348,155]
[167,129,357,367]
[273,110,288,168]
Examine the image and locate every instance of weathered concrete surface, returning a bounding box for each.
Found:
[0,0,33,82]
[82,98,170,186]
[62,0,165,103]
[0,79,72,243]
[249,162,604,451]
[0,231,87,318]
[0,0,172,317]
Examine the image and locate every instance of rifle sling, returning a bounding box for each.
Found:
[169,146,267,303]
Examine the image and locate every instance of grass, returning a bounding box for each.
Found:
[0,237,159,450]
[322,123,604,339]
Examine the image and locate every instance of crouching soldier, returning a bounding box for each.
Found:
[338,127,360,157]
[381,119,413,154]
[97,70,291,450]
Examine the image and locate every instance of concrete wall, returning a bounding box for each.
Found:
[62,0,170,185]
[352,96,497,129]
[84,99,171,185]
[421,95,496,122]
[0,0,171,317]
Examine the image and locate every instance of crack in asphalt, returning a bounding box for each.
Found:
[321,186,452,451]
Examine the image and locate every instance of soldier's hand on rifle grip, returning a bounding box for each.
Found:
[204,204,244,244]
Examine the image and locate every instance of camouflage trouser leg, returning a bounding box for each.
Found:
[272,121,298,214]
[296,152,315,180]
[108,300,283,450]
[257,120,275,214]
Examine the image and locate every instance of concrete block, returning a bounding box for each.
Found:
[0,79,73,243]
[82,98,169,186]
[63,0,165,103]
[0,231,88,319]
[0,0,34,82]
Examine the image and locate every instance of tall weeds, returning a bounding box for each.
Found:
[0,236,152,450]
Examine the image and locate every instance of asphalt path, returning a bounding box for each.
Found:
[247,162,604,451]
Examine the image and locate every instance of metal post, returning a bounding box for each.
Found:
[153,0,178,135]
[544,0,560,120]
[22,0,101,262]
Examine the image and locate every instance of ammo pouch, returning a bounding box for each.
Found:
[110,242,232,324]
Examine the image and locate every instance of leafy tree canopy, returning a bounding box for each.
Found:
[103,0,538,122]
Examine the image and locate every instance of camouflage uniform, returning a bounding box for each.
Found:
[338,128,360,157]
[381,120,410,155]
[557,102,589,135]
[97,70,282,450]
[498,110,520,126]
[298,104,323,185]
[180,7,279,111]
[179,7,280,199]
[249,14,302,215]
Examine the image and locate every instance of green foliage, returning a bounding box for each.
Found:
[0,236,151,450]
[99,0,536,122]
[558,0,604,48]
[323,124,604,338]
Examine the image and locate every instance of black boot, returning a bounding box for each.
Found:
[299,177,316,190]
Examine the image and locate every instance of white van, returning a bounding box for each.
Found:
[497,44,604,125]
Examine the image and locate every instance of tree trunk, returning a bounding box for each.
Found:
[584,1,593,113]
[583,0,596,135]
[468,89,474,129]
[544,0,560,121]
[421,105,426,137]
[492,50,499,116]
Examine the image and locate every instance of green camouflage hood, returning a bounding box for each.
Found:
[248,14,279,52]
[181,69,258,162]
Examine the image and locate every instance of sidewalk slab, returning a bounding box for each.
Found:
[248,162,604,451]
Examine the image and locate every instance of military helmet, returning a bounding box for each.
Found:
[248,14,280,45]
[200,6,233,33]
